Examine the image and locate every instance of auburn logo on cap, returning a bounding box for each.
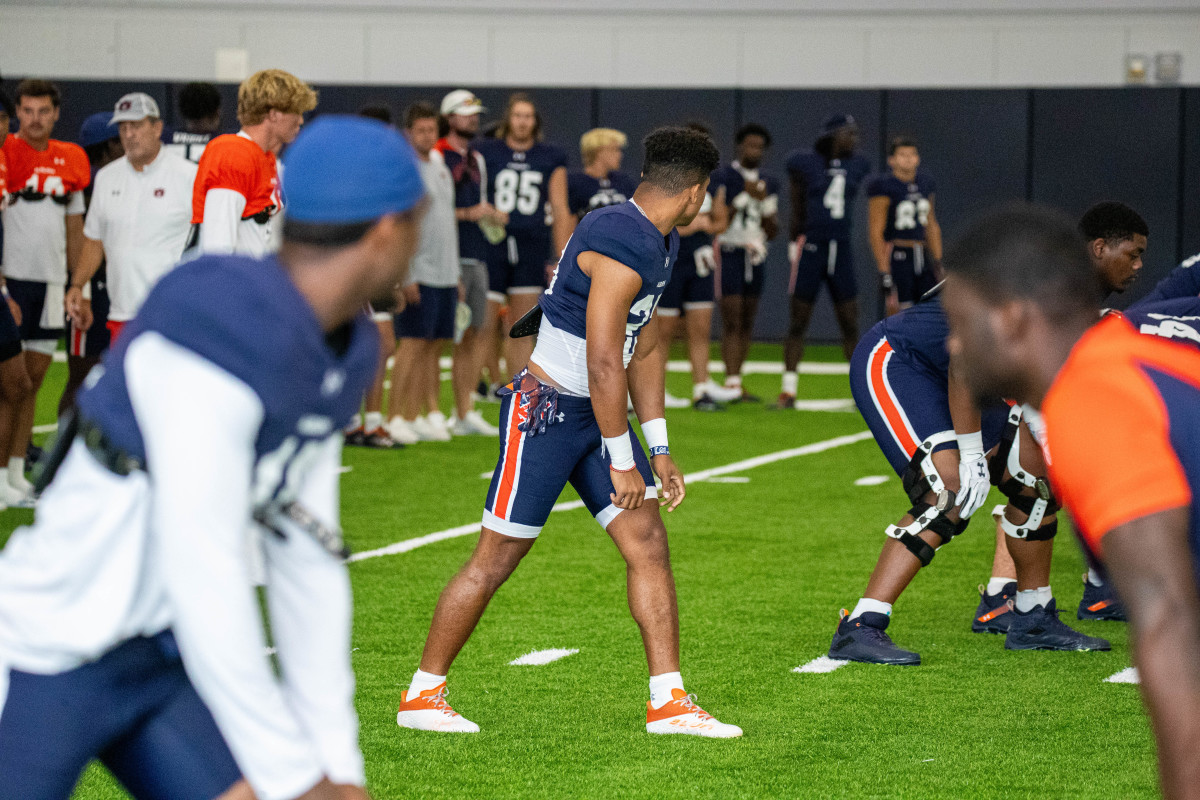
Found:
[118,100,132,111]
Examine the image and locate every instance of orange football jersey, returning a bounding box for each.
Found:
[191,133,280,224]
[1,135,90,198]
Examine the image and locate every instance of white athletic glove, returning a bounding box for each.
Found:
[955,431,990,519]
[693,245,716,278]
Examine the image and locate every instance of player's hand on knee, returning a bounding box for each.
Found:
[955,452,991,519]
[610,467,646,510]
[651,454,686,512]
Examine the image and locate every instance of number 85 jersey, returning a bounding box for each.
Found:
[476,139,568,233]
[867,172,936,243]
[534,202,678,397]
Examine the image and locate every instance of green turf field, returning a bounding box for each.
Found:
[3,344,1156,799]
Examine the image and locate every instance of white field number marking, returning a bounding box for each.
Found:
[793,656,850,674]
[510,648,579,666]
[1105,667,1139,684]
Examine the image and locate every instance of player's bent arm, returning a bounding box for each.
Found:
[581,250,641,438]
[925,195,943,263]
[788,172,808,241]
[200,188,248,255]
[867,196,891,275]
[262,434,365,789]
[627,313,665,423]
[1103,507,1200,800]
[549,166,572,257]
[126,333,326,800]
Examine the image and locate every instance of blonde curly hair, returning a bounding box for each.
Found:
[237,69,318,127]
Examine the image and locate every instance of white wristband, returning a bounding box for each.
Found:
[957,431,985,461]
[603,432,636,471]
[641,418,668,451]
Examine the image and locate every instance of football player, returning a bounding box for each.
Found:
[191,69,317,257]
[942,204,1200,800]
[781,114,872,407]
[163,82,222,164]
[711,124,780,403]
[1,79,91,505]
[396,127,741,738]
[866,136,943,316]
[475,93,572,380]
[1136,251,1200,305]
[0,116,426,800]
[567,127,638,221]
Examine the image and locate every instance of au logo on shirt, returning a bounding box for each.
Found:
[154,188,165,198]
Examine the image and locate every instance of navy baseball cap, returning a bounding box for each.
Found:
[821,113,857,135]
[282,115,425,224]
[79,112,117,148]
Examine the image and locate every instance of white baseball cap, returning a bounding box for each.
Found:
[110,92,161,124]
[441,90,485,117]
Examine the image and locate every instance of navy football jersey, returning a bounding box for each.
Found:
[786,150,871,242]
[567,170,638,219]
[879,294,950,381]
[161,128,214,164]
[1135,252,1200,306]
[541,202,678,360]
[434,138,489,264]
[78,254,378,505]
[709,163,780,248]
[1121,296,1200,350]
[476,139,568,235]
[867,172,936,242]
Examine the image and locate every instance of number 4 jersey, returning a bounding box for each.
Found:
[533,202,679,396]
[476,139,568,233]
[786,150,870,243]
[867,172,936,243]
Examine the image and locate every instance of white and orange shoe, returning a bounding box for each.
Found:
[645,689,742,738]
[396,683,480,733]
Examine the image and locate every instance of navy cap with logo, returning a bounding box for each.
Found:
[282,115,425,224]
[821,113,857,135]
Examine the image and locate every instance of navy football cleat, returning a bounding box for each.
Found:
[1005,600,1111,651]
[828,610,920,665]
[972,581,1017,634]
[1077,574,1127,622]
[691,395,725,412]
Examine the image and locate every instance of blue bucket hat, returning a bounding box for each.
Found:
[79,112,117,148]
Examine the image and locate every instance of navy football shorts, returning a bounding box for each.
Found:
[394,285,456,340]
[717,246,764,299]
[0,631,241,800]
[0,289,23,362]
[487,231,550,299]
[849,323,1007,476]
[7,278,65,342]
[658,240,715,314]
[791,239,856,304]
[482,376,656,538]
[67,270,112,358]
[889,244,940,306]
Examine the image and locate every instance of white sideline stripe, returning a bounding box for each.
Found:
[431,356,849,376]
[854,475,889,486]
[52,351,66,363]
[1105,667,1139,684]
[509,648,579,666]
[705,476,750,483]
[793,656,851,674]
[350,430,871,563]
[32,423,59,435]
[793,399,856,412]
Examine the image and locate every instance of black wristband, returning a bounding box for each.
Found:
[650,445,670,458]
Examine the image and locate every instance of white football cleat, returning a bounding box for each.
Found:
[396,683,480,733]
[645,689,742,738]
[411,415,452,442]
[663,391,692,409]
[700,381,743,403]
[387,416,420,446]
[453,410,500,436]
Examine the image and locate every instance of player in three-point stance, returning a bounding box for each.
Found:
[0,116,427,800]
[942,204,1200,800]
[397,127,742,738]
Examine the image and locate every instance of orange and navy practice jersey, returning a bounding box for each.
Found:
[190,133,280,224]
[1043,315,1200,576]
[2,136,90,201]
[1,137,90,282]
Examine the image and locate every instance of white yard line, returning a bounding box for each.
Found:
[854,475,890,486]
[509,648,580,666]
[32,423,59,435]
[793,656,851,674]
[349,430,872,563]
[1105,667,1139,684]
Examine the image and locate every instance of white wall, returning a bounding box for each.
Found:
[2,2,1199,87]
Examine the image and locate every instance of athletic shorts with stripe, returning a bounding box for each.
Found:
[483,383,657,538]
[717,247,764,299]
[849,324,1007,475]
[67,270,112,358]
[889,244,940,306]
[791,239,856,304]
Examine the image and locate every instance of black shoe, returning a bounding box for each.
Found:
[692,394,725,412]
[1077,574,1127,621]
[25,442,44,468]
[737,389,762,403]
[972,581,1017,634]
[363,427,403,449]
[1005,599,1111,651]
[344,427,367,446]
[768,392,796,410]
[828,610,920,665]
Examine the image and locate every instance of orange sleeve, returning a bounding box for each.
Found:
[64,143,91,191]
[1046,368,1192,555]
[191,138,253,223]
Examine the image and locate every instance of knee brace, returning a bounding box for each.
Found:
[988,406,1060,541]
[887,431,969,567]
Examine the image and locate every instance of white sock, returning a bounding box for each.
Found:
[408,669,446,698]
[692,382,707,400]
[724,374,742,388]
[364,411,383,431]
[649,671,685,709]
[1015,586,1053,613]
[987,577,1015,595]
[850,597,892,619]
[345,413,362,433]
[8,458,30,491]
[781,371,798,395]
[1087,568,1104,587]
